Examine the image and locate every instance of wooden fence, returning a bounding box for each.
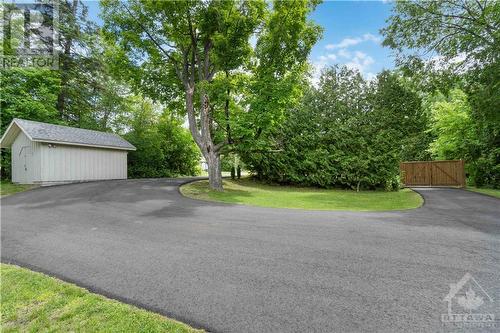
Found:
[400,160,466,187]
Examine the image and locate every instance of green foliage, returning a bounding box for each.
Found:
[0,0,131,131]
[372,71,432,162]
[235,1,322,156]
[382,0,500,70]
[0,0,199,181]
[427,89,476,160]
[0,69,61,132]
[426,87,499,188]
[0,69,61,180]
[157,114,201,177]
[4,1,496,191]
[241,66,425,190]
[100,0,267,119]
[382,0,500,188]
[470,154,500,187]
[55,0,100,124]
[220,154,246,178]
[0,151,11,181]
[124,99,200,178]
[220,154,234,172]
[101,0,321,189]
[467,62,500,187]
[0,71,199,181]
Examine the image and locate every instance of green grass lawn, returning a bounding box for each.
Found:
[467,186,500,199]
[0,181,35,197]
[0,264,203,333]
[181,179,423,211]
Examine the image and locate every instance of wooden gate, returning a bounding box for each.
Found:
[400,160,465,187]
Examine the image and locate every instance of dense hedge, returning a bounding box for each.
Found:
[125,112,200,178]
[241,67,429,191]
[466,62,500,188]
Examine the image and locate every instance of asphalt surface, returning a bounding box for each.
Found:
[1,178,499,332]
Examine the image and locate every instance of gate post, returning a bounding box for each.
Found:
[429,161,432,187]
[460,159,466,188]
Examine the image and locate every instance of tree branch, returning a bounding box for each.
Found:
[119,2,176,63]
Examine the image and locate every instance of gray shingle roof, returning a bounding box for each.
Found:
[13,119,136,150]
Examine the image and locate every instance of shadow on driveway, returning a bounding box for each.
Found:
[2,179,499,332]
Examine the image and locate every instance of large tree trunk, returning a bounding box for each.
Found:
[57,0,78,119]
[184,90,224,191]
[178,24,223,191]
[206,150,223,191]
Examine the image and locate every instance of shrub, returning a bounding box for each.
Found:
[241,67,423,191]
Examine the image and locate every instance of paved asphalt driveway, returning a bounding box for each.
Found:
[2,178,500,332]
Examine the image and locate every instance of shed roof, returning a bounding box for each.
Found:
[0,119,136,151]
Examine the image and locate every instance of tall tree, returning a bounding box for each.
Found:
[0,69,61,132]
[56,0,97,121]
[101,0,321,190]
[381,0,500,70]
[0,69,61,180]
[382,0,500,187]
[372,71,431,161]
[242,66,403,190]
[427,89,476,161]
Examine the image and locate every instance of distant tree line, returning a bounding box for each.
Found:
[239,0,499,190]
[1,0,498,190]
[0,0,200,180]
[382,0,499,188]
[123,99,199,178]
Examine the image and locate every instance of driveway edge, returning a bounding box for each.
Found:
[0,258,213,333]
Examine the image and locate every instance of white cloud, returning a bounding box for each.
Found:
[325,33,381,50]
[249,34,257,49]
[326,53,337,61]
[344,51,375,73]
[354,51,367,59]
[311,60,328,87]
[312,49,376,86]
[362,33,381,43]
[312,33,381,85]
[312,54,342,86]
[337,49,351,58]
[326,37,362,50]
[365,72,377,81]
[428,52,469,71]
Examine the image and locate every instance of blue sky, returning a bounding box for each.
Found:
[309,1,395,81]
[84,0,395,80]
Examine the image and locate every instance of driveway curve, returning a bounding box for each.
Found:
[2,178,499,332]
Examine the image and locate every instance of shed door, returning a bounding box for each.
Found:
[19,146,32,182]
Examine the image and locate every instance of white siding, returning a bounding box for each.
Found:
[11,131,41,184]
[39,143,127,183]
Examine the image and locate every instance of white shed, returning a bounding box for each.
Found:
[0,119,136,185]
